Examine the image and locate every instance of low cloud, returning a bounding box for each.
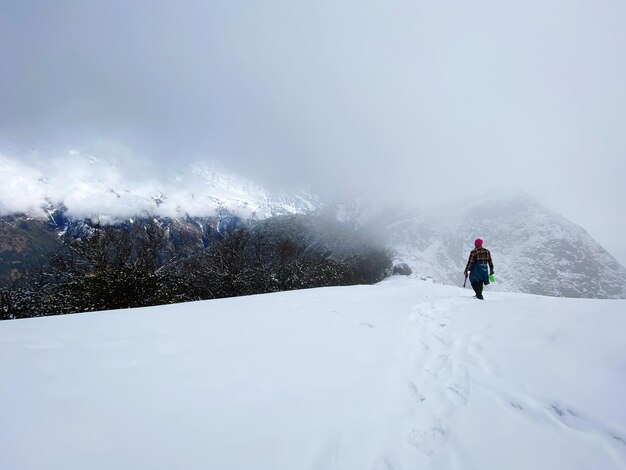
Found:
[1,0,625,263]
[0,150,314,221]
[0,155,47,216]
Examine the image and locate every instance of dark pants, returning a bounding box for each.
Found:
[471,281,484,299]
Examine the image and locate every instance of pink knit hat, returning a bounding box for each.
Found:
[474,238,483,247]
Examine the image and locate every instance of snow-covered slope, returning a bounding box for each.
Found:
[1,278,625,470]
[333,192,626,299]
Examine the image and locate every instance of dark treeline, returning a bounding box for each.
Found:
[0,214,392,320]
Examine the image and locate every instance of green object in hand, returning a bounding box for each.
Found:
[489,274,495,283]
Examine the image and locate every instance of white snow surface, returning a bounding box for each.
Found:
[1,278,625,470]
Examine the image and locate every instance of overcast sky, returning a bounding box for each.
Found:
[1,0,625,264]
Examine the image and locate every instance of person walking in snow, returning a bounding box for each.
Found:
[464,238,494,300]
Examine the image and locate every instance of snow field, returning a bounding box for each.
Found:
[1,277,625,469]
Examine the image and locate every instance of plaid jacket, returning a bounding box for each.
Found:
[465,247,494,273]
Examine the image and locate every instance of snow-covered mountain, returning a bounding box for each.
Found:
[331,191,626,299]
[168,163,320,219]
[2,278,625,469]
[0,153,322,286]
[3,152,624,299]
[0,152,320,222]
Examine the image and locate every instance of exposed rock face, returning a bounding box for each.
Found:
[392,263,413,276]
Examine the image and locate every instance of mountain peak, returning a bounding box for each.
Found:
[331,192,626,299]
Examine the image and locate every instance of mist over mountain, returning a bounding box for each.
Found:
[1,153,624,300]
[332,191,626,299]
[0,152,319,221]
[2,0,626,297]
